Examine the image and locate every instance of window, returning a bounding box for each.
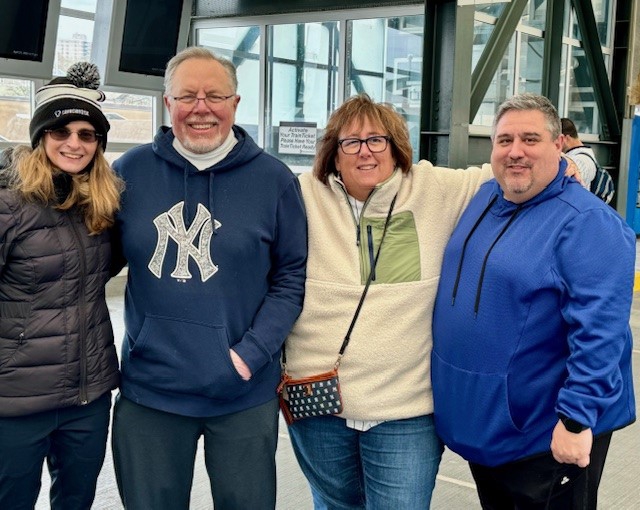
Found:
[193,7,424,172]
[348,16,424,161]
[0,79,32,143]
[0,1,160,159]
[471,19,516,127]
[562,1,615,135]
[471,1,614,137]
[197,26,261,142]
[265,21,339,170]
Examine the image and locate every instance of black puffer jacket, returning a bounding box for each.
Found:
[0,151,119,417]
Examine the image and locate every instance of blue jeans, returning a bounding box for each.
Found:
[288,414,443,509]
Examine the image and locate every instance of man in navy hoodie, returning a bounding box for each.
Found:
[432,93,635,509]
[110,47,307,510]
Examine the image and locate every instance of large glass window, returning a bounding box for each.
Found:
[265,21,339,170]
[348,16,424,160]
[519,33,544,95]
[191,7,424,172]
[471,1,612,138]
[570,0,613,46]
[0,1,159,157]
[521,0,546,31]
[54,15,93,75]
[472,20,515,127]
[196,26,261,142]
[562,2,614,135]
[0,79,32,143]
[103,92,154,144]
[564,45,600,134]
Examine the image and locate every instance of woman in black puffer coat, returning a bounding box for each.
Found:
[0,62,123,510]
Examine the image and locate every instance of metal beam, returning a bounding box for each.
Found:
[449,4,475,167]
[571,0,620,139]
[420,0,475,166]
[541,0,565,105]
[420,0,451,164]
[469,0,528,121]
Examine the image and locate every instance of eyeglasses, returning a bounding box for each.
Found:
[169,94,236,108]
[45,127,101,143]
[338,135,391,155]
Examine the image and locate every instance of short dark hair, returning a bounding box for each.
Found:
[561,118,579,138]
[492,93,561,140]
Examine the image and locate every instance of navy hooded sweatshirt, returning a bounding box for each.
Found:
[432,163,636,467]
[112,125,307,417]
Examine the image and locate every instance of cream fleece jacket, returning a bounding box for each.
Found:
[284,161,493,421]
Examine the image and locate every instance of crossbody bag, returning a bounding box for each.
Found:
[278,194,397,425]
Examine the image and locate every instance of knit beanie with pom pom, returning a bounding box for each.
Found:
[29,62,110,150]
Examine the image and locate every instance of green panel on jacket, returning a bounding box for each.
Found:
[358,211,420,284]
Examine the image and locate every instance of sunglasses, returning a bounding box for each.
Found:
[45,127,102,143]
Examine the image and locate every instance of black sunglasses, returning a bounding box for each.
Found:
[45,127,102,143]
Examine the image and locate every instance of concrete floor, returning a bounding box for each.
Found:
[35,272,640,509]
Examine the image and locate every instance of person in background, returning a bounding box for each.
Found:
[561,117,599,190]
[0,62,122,510]
[110,47,307,510]
[432,93,635,510]
[282,93,494,508]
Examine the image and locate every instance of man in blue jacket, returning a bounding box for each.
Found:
[432,93,635,509]
[110,47,307,510]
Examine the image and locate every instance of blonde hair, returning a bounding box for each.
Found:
[10,144,123,234]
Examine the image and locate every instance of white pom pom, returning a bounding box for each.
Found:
[66,62,101,90]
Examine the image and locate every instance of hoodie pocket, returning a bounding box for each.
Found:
[124,315,250,400]
[432,350,524,464]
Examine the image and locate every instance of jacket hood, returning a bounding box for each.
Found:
[451,158,571,316]
[147,124,265,229]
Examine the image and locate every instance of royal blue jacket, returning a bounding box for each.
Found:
[112,126,307,417]
[432,163,636,466]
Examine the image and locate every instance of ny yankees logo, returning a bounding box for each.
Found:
[148,201,221,282]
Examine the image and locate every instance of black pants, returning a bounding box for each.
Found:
[0,393,111,510]
[469,432,613,510]
[112,394,279,510]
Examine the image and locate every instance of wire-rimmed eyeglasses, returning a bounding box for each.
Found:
[338,135,390,155]
[169,94,236,108]
[45,127,101,143]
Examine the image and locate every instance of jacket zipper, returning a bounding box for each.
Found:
[367,225,375,281]
[69,214,89,405]
[336,184,378,247]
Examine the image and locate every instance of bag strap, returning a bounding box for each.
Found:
[282,193,398,371]
[574,150,599,169]
[333,193,397,368]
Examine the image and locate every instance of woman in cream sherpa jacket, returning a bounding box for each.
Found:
[283,94,492,509]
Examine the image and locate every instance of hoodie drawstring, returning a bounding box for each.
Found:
[183,166,190,227]
[181,165,217,235]
[451,196,497,305]
[209,172,217,235]
[451,195,523,316]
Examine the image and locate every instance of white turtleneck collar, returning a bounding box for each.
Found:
[172,130,238,170]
